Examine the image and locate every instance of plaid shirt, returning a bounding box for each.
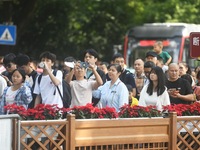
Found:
[0,85,32,114]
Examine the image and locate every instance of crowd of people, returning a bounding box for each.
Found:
[0,41,200,114]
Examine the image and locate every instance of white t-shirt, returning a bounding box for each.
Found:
[34,70,63,108]
[0,76,7,97]
[70,79,96,107]
[139,84,170,111]
[0,66,6,74]
[5,87,18,104]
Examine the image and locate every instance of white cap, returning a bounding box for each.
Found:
[64,62,75,68]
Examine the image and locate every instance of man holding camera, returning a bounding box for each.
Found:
[14,54,39,108]
[83,49,106,106]
[66,61,103,107]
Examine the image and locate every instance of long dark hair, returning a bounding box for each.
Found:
[147,66,166,96]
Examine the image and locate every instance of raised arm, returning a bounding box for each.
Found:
[65,68,74,84]
[90,65,103,89]
[44,62,62,86]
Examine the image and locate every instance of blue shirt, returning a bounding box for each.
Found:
[0,85,32,114]
[93,78,129,112]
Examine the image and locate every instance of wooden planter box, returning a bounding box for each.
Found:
[67,113,177,150]
[18,113,200,150]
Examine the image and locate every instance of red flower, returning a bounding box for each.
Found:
[68,103,118,119]
[118,104,162,118]
[162,102,200,116]
[4,103,26,115]
[4,103,62,120]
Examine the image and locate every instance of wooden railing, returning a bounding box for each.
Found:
[20,120,67,150]
[18,113,200,150]
[176,116,200,150]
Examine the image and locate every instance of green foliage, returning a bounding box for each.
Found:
[0,0,200,62]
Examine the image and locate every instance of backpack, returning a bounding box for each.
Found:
[37,70,71,108]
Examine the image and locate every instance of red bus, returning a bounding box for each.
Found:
[124,23,200,69]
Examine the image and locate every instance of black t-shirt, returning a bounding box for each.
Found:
[120,69,136,89]
[28,70,39,108]
[165,78,193,104]
[88,67,106,84]
[2,71,12,81]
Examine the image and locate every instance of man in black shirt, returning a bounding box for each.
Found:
[112,53,136,97]
[14,54,39,108]
[2,53,17,86]
[165,63,195,104]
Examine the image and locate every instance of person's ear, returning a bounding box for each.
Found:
[51,62,54,67]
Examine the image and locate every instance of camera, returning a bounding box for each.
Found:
[80,62,89,69]
[38,62,45,68]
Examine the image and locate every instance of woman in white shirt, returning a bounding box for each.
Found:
[94,64,129,112]
[139,66,170,111]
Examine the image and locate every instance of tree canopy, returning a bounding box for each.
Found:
[0,0,200,62]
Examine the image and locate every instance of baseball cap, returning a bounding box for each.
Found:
[146,51,157,57]
[64,62,75,68]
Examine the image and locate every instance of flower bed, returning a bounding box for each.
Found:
[67,103,118,119]
[4,102,200,119]
[4,103,63,120]
[3,102,200,150]
[162,102,200,116]
[118,104,162,118]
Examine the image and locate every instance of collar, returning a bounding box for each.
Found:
[113,78,121,86]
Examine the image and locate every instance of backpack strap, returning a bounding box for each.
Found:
[52,69,57,76]
[38,70,57,82]
[38,74,42,85]
[52,70,63,99]
[38,70,58,95]
[52,70,58,95]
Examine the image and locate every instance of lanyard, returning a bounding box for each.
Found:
[106,81,121,106]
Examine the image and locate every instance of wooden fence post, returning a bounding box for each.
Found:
[67,114,76,150]
[12,118,18,150]
[169,112,177,150]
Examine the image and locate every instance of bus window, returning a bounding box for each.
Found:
[126,38,181,69]
[124,23,200,69]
